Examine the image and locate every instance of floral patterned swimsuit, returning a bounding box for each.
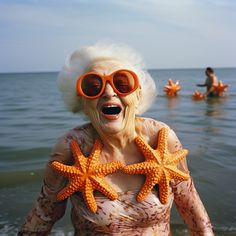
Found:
[71,188,173,235]
[18,118,214,236]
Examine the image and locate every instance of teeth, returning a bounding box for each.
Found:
[104,105,118,108]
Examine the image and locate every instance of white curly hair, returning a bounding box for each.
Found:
[58,42,157,115]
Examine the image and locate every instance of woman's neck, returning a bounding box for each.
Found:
[93,117,142,153]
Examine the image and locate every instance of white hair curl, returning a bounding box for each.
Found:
[58,42,157,114]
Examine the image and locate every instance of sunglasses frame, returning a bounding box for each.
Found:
[76,69,139,99]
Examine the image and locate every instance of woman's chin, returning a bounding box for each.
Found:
[99,114,125,134]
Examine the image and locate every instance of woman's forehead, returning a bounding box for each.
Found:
[89,59,130,74]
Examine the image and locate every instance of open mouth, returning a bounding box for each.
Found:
[101,105,122,115]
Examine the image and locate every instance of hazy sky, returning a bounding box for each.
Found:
[0,0,235,72]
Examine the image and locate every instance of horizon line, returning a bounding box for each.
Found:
[0,66,236,74]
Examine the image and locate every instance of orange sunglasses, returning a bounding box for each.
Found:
[76,69,139,99]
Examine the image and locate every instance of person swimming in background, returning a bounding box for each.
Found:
[196,67,219,97]
[18,43,214,235]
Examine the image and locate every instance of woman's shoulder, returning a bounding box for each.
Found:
[138,117,169,133]
[138,117,180,149]
[137,117,168,145]
[63,122,94,143]
[50,122,95,163]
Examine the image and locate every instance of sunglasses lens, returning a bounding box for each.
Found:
[81,74,102,96]
[113,71,136,94]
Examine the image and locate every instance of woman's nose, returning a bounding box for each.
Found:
[102,83,117,98]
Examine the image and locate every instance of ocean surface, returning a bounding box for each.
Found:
[0,68,236,236]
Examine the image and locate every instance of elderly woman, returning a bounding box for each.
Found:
[18,43,214,235]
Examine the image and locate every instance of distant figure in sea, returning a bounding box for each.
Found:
[18,43,214,235]
[196,67,219,97]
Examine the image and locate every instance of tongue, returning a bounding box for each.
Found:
[102,107,121,115]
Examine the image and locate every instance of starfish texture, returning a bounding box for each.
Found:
[213,80,228,96]
[51,139,123,213]
[164,79,181,96]
[192,90,205,100]
[123,127,189,204]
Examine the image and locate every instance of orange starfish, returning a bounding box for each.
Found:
[123,127,189,204]
[164,79,181,96]
[51,139,123,213]
[192,90,205,100]
[213,80,228,96]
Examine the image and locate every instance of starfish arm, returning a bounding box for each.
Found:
[91,177,118,200]
[176,86,181,91]
[83,179,97,213]
[87,139,103,168]
[51,161,82,178]
[134,137,157,161]
[70,140,87,173]
[95,161,123,176]
[156,128,169,157]
[166,149,188,165]
[123,162,157,175]
[169,79,174,86]
[158,171,171,204]
[164,85,171,90]
[165,165,190,181]
[57,180,80,201]
[137,175,160,202]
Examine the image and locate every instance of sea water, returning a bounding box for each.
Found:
[0,68,236,235]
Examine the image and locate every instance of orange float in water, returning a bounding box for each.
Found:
[213,80,228,96]
[164,79,181,97]
[192,91,205,100]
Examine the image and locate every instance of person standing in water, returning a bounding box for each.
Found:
[197,67,219,97]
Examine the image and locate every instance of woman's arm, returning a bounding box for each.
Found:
[18,137,72,236]
[168,130,214,236]
[173,178,214,236]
